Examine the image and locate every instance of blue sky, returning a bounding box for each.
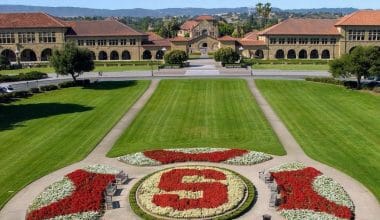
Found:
[1,0,379,10]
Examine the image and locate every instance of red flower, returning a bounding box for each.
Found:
[152,169,228,210]
[271,167,353,219]
[144,149,248,164]
[27,170,116,220]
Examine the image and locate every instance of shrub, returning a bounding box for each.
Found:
[305,77,343,85]
[40,85,59,91]
[0,55,10,70]
[164,50,188,65]
[0,93,14,103]
[343,81,358,89]
[29,88,41,93]
[58,81,77,88]
[75,79,91,86]
[14,91,31,98]
[0,71,48,83]
[214,48,240,65]
[373,87,380,93]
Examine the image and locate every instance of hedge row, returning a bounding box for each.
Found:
[243,59,330,65]
[0,71,48,83]
[0,79,90,103]
[305,77,380,91]
[94,60,162,65]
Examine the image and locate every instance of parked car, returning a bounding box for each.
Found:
[0,85,14,94]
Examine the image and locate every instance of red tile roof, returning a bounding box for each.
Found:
[170,36,191,42]
[259,18,340,36]
[180,20,199,30]
[243,31,260,40]
[66,20,146,37]
[147,32,164,41]
[0,12,68,28]
[239,30,266,46]
[143,32,171,47]
[218,36,238,41]
[195,15,215,21]
[335,10,380,26]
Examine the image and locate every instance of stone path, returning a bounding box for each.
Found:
[1,78,379,220]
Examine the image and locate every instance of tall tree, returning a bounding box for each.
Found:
[255,2,264,28]
[329,46,380,88]
[50,42,94,81]
[262,3,272,28]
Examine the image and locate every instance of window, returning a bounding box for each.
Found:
[86,40,95,46]
[109,39,118,46]
[120,39,128,45]
[77,40,84,46]
[129,39,136,45]
[348,30,365,41]
[18,32,35,43]
[0,32,15,44]
[270,38,277,44]
[310,38,320,44]
[279,38,286,44]
[321,38,328,44]
[299,38,308,44]
[97,40,107,46]
[287,38,297,44]
[330,38,337,44]
[369,30,380,41]
[39,32,56,43]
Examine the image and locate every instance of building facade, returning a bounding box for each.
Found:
[0,10,379,63]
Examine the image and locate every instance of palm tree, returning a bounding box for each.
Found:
[255,2,264,28]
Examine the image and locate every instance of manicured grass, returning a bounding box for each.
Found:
[252,64,329,71]
[108,79,284,157]
[0,65,158,75]
[0,81,150,208]
[256,80,380,201]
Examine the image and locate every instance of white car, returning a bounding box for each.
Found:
[0,85,14,94]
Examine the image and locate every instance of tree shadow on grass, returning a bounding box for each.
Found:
[82,81,138,90]
[0,103,93,131]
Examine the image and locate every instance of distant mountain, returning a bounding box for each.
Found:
[0,5,358,17]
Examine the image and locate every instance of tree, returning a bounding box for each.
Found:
[329,46,380,88]
[50,42,94,81]
[0,55,10,70]
[218,22,234,37]
[164,50,188,65]
[214,48,240,65]
[262,3,272,27]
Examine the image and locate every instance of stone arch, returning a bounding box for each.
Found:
[275,49,285,59]
[212,43,219,50]
[156,50,165,60]
[122,50,131,60]
[199,42,208,48]
[89,51,96,60]
[287,49,296,59]
[1,49,16,62]
[98,51,108,60]
[310,50,319,59]
[349,47,357,54]
[20,49,37,62]
[299,50,307,59]
[321,50,331,59]
[110,51,119,60]
[255,50,264,59]
[41,48,52,61]
[142,50,152,60]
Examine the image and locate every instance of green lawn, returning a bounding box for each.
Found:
[256,80,380,201]
[0,81,150,208]
[0,65,158,75]
[252,64,329,71]
[108,79,285,157]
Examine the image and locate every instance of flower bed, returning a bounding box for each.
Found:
[130,166,255,219]
[118,148,272,166]
[26,165,121,220]
[269,162,354,220]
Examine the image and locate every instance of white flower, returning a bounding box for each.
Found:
[84,164,122,175]
[268,162,306,173]
[28,177,74,212]
[223,151,272,165]
[313,175,355,211]
[280,209,347,220]
[47,211,100,220]
[118,152,161,166]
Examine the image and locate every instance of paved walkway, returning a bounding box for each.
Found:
[1,78,379,220]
